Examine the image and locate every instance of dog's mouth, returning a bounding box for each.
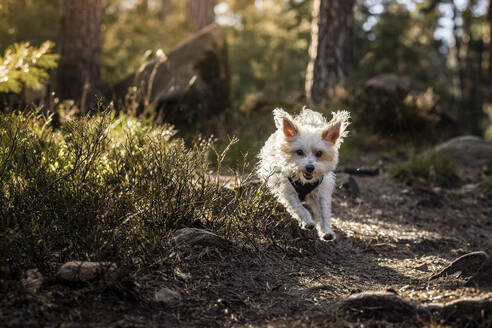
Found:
[302,171,313,180]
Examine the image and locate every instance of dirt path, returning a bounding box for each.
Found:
[2,173,492,327]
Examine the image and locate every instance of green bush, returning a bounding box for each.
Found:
[392,151,458,187]
[0,41,58,94]
[0,109,286,279]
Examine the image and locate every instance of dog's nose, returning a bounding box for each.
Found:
[305,164,315,173]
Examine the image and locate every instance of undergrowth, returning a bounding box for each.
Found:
[0,109,289,281]
[391,151,459,187]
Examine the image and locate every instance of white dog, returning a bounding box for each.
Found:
[257,108,350,241]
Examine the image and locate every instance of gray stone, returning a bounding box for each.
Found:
[21,268,44,293]
[468,257,492,287]
[429,251,489,280]
[365,74,411,95]
[154,287,182,305]
[333,292,425,323]
[172,228,232,250]
[432,136,492,168]
[57,261,118,282]
[116,24,229,128]
[337,173,360,197]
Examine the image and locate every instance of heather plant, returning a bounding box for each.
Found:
[0,108,285,280]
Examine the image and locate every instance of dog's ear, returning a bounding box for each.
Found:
[273,108,298,138]
[322,111,351,146]
[322,122,341,144]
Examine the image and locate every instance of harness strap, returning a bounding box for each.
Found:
[288,175,324,201]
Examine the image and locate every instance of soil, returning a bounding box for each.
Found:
[2,169,492,327]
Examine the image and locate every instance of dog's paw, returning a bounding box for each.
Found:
[301,221,315,230]
[321,230,336,241]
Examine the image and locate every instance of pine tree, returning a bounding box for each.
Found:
[305,0,354,105]
[58,0,102,113]
[187,0,216,32]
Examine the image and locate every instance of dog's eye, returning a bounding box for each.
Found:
[296,149,304,156]
[315,151,323,158]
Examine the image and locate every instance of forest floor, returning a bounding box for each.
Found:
[2,165,492,327]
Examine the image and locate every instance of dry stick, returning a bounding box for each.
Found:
[337,160,383,176]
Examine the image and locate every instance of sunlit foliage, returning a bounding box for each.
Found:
[0,109,284,277]
[0,41,58,93]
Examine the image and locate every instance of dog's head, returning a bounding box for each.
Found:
[274,108,350,183]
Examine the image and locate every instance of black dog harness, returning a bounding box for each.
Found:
[288,175,324,201]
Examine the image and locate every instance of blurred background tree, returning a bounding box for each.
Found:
[0,0,491,137]
[223,0,312,109]
[0,0,58,51]
[305,0,354,105]
[58,0,102,113]
[187,0,216,31]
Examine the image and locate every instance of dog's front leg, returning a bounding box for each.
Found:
[319,194,336,241]
[280,185,315,230]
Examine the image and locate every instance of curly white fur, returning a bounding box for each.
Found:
[257,107,350,240]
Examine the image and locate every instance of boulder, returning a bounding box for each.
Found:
[356,74,439,139]
[333,292,426,323]
[468,257,492,287]
[336,173,360,197]
[364,74,411,97]
[116,24,229,129]
[431,136,492,168]
[429,251,489,281]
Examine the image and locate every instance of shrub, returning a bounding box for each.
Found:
[0,41,58,94]
[0,109,285,280]
[392,151,459,187]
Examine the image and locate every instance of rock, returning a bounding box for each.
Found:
[337,174,360,197]
[333,292,426,323]
[439,298,492,324]
[365,74,411,95]
[467,257,492,287]
[431,136,492,169]
[21,269,44,294]
[331,291,492,326]
[56,261,118,282]
[116,24,229,130]
[330,291,492,325]
[429,251,489,281]
[154,287,182,305]
[172,228,232,250]
[357,74,444,139]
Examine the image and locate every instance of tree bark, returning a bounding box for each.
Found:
[452,1,466,120]
[162,0,172,23]
[463,1,484,135]
[187,0,216,32]
[58,0,102,113]
[488,0,492,79]
[305,0,354,106]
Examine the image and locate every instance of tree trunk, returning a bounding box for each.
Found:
[488,0,492,79]
[305,0,354,106]
[452,2,466,114]
[162,0,172,23]
[58,0,102,113]
[463,1,484,135]
[187,0,216,32]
